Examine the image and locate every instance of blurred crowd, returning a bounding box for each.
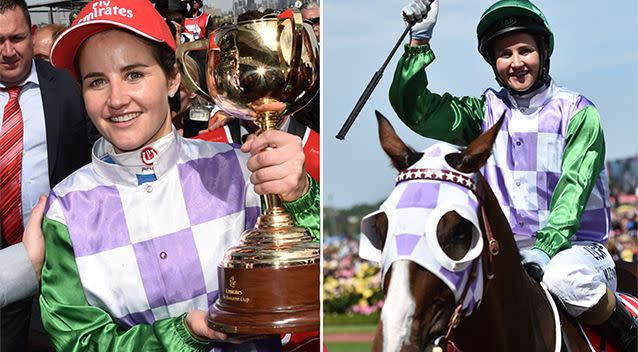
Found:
[323,236,383,315]
[608,193,638,262]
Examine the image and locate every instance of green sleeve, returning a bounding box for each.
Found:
[533,105,606,257]
[389,44,486,146]
[282,175,320,241]
[40,218,212,352]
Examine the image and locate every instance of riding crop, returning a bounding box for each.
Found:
[335,23,414,140]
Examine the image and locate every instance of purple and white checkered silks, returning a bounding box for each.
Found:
[45,131,262,329]
[359,143,484,314]
[481,81,610,247]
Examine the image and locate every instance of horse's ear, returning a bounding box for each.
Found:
[453,112,505,173]
[376,111,423,172]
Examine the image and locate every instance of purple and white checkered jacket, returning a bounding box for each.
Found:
[481,81,610,246]
[45,131,261,329]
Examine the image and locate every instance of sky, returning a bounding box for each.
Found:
[206,0,233,11]
[323,0,638,209]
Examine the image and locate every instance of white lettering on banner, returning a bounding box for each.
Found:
[77,1,134,24]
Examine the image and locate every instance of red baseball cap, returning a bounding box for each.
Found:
[51,0,176,78]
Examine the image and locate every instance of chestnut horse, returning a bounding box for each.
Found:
[360,111,595,352]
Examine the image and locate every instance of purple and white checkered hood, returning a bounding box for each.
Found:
[360,143,484,314]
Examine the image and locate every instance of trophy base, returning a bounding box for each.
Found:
[207,263,320,334]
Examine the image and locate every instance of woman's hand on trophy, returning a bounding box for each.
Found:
[185,310,227,341]
[241,130,309,202]
[185,310,268,344]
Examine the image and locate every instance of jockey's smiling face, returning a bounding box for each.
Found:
[78,29,179,154]
[492,32,541,93]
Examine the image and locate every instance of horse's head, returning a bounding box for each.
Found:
[362,111,503,352]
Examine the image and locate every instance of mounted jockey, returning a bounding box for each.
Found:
[389,0,637,350]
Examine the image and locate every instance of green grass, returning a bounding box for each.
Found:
[323,313,378,334]
[324,323,377,334]
[325,342,373,352]
[324,312,379,327]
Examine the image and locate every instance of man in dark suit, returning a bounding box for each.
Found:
[35,58,97,186]
[0,0,96,350]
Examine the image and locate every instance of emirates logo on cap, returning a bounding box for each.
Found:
[76,1,134,24]
[140,147,158,165]
[50,0,176,79]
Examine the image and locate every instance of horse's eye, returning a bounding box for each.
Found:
[452,229,469,242]
[437,212,474,260]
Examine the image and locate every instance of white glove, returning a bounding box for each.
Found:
[402,0,439,41]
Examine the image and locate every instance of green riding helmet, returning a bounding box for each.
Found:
[476,0,554,64]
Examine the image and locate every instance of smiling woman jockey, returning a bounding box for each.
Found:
[389,0,637,350]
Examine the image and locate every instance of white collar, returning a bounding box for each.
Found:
[91,129,180,186]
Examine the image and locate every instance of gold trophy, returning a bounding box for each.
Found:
[177,9,320,334]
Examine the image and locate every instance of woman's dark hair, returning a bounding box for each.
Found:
[151,43,178,78]
[74,29,177,81]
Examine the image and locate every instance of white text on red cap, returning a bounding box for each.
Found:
[77,1,134,24]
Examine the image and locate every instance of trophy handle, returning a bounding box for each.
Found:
[278,8,304,103]
[176,39,212,101]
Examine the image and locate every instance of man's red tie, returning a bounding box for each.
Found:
[0,86,24,245]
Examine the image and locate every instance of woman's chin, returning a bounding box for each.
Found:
[508,81,533,92]
[506,76,535,92]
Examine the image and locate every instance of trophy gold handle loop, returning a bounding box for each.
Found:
[176,39,211,101]
[279,9,304,98]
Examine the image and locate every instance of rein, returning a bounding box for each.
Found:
[395,168,500,352]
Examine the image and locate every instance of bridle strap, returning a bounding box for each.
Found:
[440,260,479,347]
[481,204,499,279]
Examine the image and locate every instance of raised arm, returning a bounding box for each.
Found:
[392,0,485,145]
[389,44,486,146]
